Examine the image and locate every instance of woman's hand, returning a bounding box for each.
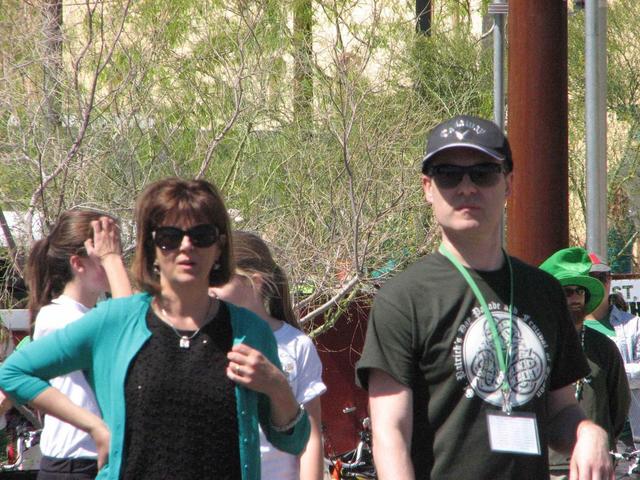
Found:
[226,343,288,396]
[227,343,302,429]
[89,420,111,470]
[31,388,113,469]
[84,216,133,298]
[85,216,123,263]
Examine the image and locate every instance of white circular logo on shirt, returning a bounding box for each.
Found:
[454,307,549,407]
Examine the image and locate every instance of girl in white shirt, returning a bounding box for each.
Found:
[212,231,327,480]
[26,209,131,479]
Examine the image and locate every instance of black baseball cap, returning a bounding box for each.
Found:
[421,115,513,173]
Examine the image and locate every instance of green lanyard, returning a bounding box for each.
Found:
[439,244,515,413]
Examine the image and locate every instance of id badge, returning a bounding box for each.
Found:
[486,410,541,456]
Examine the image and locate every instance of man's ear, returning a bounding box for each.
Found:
[422,174,434,204]
[504,171,514,199]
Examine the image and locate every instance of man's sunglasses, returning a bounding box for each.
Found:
[424,163,507,189]
[563,286,587,298]
[152,224,220,251]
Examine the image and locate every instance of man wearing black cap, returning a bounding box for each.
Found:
[356,116,613,479]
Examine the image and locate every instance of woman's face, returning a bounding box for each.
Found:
[153,218,223,291]
[79,255,110,295]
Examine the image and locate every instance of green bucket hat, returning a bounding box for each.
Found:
[539,247,605,315]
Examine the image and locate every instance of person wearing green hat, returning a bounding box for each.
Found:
[585,252,640,473]
[540,247,630,479]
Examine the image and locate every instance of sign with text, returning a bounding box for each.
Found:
[612,275,640,316]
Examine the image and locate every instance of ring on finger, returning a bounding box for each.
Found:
[235,365,241,375]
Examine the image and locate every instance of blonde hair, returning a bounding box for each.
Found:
[232,231,299,329]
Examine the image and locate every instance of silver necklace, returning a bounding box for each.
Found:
[158,298,213,349]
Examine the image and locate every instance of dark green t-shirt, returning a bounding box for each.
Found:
[549,327,630,470]
[356,253,589,480]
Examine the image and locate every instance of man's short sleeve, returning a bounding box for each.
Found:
[356,290,415,390]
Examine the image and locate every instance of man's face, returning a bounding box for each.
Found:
[422,148,512,239]
[563,284,587,324]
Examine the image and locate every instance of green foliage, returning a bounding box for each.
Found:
[566,0,640,264]
[3,0,637,311]
[410,29,493,119]
[0,0,495,309]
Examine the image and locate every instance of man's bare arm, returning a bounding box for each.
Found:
[547,385,613,480]
[368,368,415,480]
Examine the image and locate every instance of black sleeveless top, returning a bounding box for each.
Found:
[121,302,241,479]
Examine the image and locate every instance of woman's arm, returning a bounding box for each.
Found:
[227,342,310,455]
[0,390,12,416]
[31,387,110,468]
[0,303,103,405]
[299,396,324,480]
[86,216,132,298]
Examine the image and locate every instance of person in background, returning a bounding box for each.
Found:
[585,253,640,472]
[540,247,630,479]
[21,209,131,479]
[609,293,629,314]
[0,178,309,480]
[211,231,326,480]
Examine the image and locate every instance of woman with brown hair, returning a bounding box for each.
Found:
[211,231,326,480]
[0,178,309,480]
[17,209,130,479]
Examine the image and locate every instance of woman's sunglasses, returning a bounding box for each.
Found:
[425,163,507,189]
[152,224,220,251]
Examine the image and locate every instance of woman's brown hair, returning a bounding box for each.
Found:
[132,178,234,295]
[26,209,107,329]
[232,230,299,329]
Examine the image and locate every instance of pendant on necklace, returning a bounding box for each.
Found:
[180,336,191,349]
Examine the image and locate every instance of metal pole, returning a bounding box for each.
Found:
[490,2,508,130]
[489,2,508,243]
[506,0,569,265]
[585,0,608,260]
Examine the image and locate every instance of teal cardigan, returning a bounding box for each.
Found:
[0,293,310,479]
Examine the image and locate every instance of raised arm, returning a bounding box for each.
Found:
[368,368,415,480]
[547,385,613,480]
[85,216,132,298]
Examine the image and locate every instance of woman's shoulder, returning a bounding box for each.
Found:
[97,292,151,310]
[86,293,151,325]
